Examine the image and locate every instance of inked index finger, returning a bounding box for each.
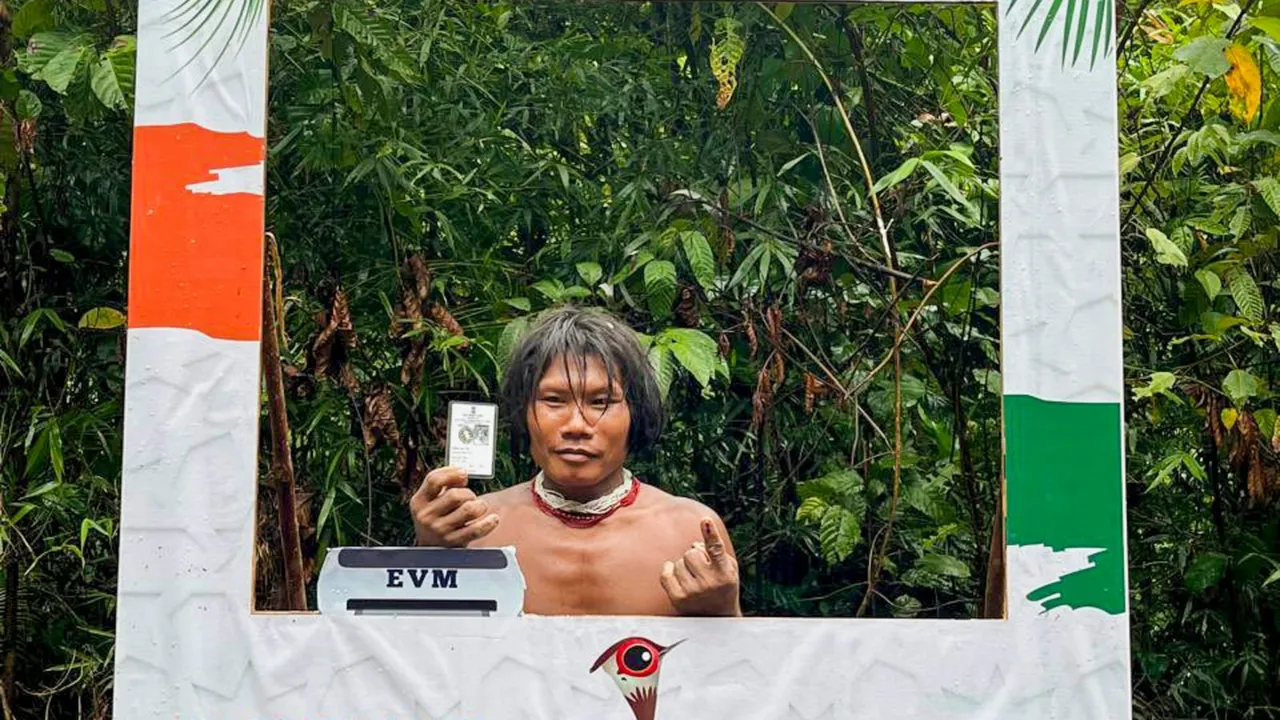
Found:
[701,518,727,564]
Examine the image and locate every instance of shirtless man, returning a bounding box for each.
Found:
[410,306,741,617]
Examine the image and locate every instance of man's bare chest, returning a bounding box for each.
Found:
[493,515,693,615]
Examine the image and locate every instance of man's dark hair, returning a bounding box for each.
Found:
[500,305,664,456]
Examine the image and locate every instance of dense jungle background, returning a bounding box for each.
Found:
[0,0,1278,717]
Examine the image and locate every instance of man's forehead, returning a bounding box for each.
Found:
[536,353,621,386]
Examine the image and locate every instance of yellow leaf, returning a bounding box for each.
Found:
[78,307,126,330]
[1224,44,1261,124]
[1222,407,1239,431]
[710,18,745,111]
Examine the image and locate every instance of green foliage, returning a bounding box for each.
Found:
[1123,0,1280,710]
[0,0,1274,716]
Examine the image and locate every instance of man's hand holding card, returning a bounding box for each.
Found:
[410,402,502,547]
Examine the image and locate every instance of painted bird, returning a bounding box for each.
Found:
[590,636,683,720]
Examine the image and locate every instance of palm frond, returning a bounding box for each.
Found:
[161,0,266,89]
[1007,0,1115,68]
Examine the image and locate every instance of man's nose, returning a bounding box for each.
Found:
[560,402,594,437]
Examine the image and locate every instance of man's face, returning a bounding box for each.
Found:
[526,354,631,490]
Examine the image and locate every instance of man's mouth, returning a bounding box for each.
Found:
[554,448,598,462]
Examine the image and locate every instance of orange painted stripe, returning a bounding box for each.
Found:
[128,123,265,342]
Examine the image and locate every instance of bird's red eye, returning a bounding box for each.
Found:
[615,639,659,678]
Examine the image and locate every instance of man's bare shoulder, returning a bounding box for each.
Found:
[481,481,533,509]
[641,484,723,521]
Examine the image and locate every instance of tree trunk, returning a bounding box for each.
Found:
[3,552,18,717]
[982,481,1005,618]
[261,240,307,611]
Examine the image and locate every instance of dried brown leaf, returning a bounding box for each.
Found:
[311,287,357,381]
[752,366,774,430]
[406,255,431,301]
[804,373,828,415]
[1247,445,1266,505]
[766,305,783,347]
[361,387,401,451]
[429,302,470,348]
[676,285,700,328]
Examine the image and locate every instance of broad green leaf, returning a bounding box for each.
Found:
[917,553,970,579]
[16,90,41,120]
[1254,177,1280,216]
[1255,408,1277,441]
[1142,65,1190,98]
[1239,130,1280,149]
[1134,371,1177,400]
[20,32,80,76]
[1222,369,1260,405]
[920,160,977,216]
[105,35,136,108]
[899,374,928,405]
[795,496,827,524]
[497,316,529,368]
[531,279,564,301]
[90,56,125,110]
[1195,269,1221,302]
[818,506,860,564]
[872,157,919,193]
[575,262,602,286]
[1227,268,1264,324]
[77,307,126,330]
[1184,553,1227,593]
[38,44,89,95]
[663,328,718,389]
[680,231,716,291]
[644,260,677,319]
[797,468,864,506]
[647,344,674,399]
[1228,206,1250,240]
[1200,311,1248,338]
[12,0,55,40]
[1119,152,1140,176]
[1170,227,1194,256]
[1174,38,1231,77]
[1146,228,1187,267]
[1250,16,1280,41]
[503,297,531,312]
[50,249,74,263]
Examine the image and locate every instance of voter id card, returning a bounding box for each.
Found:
[446,401,498,478]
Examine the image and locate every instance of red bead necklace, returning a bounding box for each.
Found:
[531,478,641,528]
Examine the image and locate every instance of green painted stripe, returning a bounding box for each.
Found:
[1005,394,1126,615]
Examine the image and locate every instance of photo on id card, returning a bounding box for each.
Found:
[446,401,497,479]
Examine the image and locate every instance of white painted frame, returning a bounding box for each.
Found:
[114,0,1130,717]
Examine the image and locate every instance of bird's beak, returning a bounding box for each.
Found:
[658,638,685,656]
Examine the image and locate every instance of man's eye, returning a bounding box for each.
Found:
[541,396,564,404]
[590,398,610,408]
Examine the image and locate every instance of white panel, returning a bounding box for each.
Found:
[187,163,266,195]
[113,331,1129,718]
[117,0,1131,714]
[999,12,1124,403]
[134,0,268,134]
